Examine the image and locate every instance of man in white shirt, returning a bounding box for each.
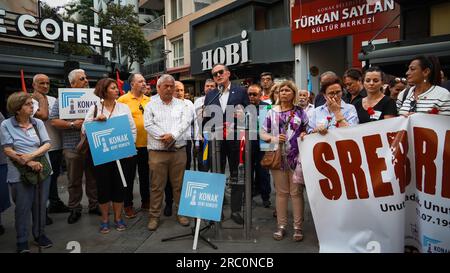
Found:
[31,74,69,226]
[163,81,195,217]
[298,89,315,120]
[144,74,191,231]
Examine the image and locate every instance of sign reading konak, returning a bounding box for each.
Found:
[291,0,399,44]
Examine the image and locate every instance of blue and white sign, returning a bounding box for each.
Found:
[178,171,226,222]
[84,115,136,166]
[259,105,276,151]
[58,88,100,119]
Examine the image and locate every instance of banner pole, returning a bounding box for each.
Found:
[116,160,127,187]
[192,218,201,250]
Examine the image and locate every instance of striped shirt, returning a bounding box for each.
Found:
[397,85,450,116]
[144,96,191,151]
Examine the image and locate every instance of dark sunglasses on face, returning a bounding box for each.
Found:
[212,69,225,77]
[409,99,417,113]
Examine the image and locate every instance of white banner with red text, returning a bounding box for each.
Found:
[299,114,449,253]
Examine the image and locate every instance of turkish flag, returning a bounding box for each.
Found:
[20,69,27,92]
[116,70,124,95]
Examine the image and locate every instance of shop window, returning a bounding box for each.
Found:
[172,37,184,67]
[171,0,183,21]
[430,2,450,36]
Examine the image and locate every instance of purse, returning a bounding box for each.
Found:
[13,123,52,185]
[260,146,282,169]
[75,104,97,155]
[260,110,295,170]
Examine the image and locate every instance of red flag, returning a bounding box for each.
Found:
[20,69,27,92]
[116,70,124,95]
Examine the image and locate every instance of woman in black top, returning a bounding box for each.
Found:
[355,67,397,123]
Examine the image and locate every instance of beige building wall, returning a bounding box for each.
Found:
[164,0,235,68]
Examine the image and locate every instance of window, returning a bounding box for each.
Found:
[172,37,184,67]
[171,0,183,21]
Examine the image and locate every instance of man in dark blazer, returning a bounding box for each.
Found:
[202,64,249,225]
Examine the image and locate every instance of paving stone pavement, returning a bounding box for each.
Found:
[0,172,319,253]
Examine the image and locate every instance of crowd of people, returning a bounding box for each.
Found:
[0,55,449,253]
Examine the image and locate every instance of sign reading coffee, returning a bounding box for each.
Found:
[291,0,399,44]
[0,9,113,48]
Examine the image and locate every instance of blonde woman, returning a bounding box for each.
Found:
[260,81,308,241]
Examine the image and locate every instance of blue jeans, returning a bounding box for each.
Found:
[10,177,50,244]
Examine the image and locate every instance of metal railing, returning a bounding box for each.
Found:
[142,15,165,38]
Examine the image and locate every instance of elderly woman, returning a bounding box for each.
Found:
[260,80,309,242]
[354,67,398,123]
[0,92,52,253]
[83,78,136,234]
[307,78,359,135]
[397,55,450,116]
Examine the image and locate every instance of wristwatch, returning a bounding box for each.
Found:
[70,121,74,129]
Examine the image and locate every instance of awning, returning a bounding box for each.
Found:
[358,40,450,65]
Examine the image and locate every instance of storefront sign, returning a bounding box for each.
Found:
[201,30,249,71]
[85,115,136,166]
[58,88,100,119]
[0,9,113,48]
[291,0,399,44]
[299,114,450,253]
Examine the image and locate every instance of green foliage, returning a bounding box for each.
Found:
[99,3,151,71]
[65,0,95,26]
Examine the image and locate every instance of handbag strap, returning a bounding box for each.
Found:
[32,120,42,146]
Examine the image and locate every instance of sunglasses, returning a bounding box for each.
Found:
[212,69,225,78]
[395,77,407,84]
[409,99,417,113]
[139,104,144,114]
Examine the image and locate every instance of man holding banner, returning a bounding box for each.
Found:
[144,74,191,231]
[50,69,100,224]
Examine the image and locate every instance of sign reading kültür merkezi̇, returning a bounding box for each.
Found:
[58,88,101,119]
[0,9,113,48]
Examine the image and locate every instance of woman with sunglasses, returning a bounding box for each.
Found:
[83,78,136,234]
[354,67,398,124]
[397,55,450,116]
[385,77,407,101]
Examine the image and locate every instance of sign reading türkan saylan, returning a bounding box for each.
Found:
[58,88,101,119]
[291,0,399,44]
[299,114,450,253]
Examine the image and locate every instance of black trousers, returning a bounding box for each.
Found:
[251,140,271,201]
[220,140,243,213]
[124,147,150,208]
[48,149,63,206]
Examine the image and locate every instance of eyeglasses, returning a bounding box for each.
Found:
[409,99,417,113]
[395,77,407,84]
[139,104,144,114]
[79,77,87,81]
[326,90,342,97]
[212,69,225,78]
[248,92,259,97]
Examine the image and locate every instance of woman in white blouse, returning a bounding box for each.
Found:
[83,78,136,234]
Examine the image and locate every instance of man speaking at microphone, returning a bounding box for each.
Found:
[202,64,249,225]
